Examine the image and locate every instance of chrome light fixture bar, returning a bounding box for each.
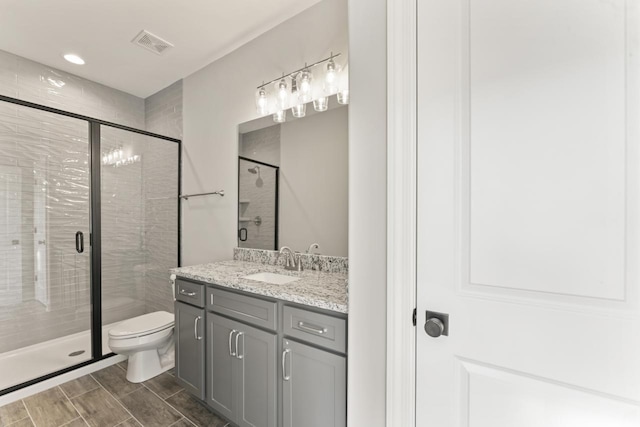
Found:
[254,53,348,123]
[256,52,342,91]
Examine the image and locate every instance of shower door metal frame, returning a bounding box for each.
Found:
[237,156,280,250]
[0,94,182,396]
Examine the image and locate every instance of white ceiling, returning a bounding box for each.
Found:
[0,0,321,98]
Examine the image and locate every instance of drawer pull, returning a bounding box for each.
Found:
[297,321,327,335]
[180,289,197,297]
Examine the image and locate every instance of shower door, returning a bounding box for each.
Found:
[238,157,279,250]
[0,100,92,390]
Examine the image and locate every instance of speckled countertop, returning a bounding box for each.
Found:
[170,260,348,314]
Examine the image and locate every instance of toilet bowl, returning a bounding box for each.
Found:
[108,311,175,383]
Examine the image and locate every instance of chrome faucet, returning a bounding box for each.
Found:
[306,243,320,254]
[279,246,303,271]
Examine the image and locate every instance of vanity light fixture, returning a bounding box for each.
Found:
[255,86,268,115]
[254,53,347,123]
[63,54,85,65]
[337,89,349,105]
[276,78,288,110]
[324,55,338,94]
[299,69,312,103]
[313,97,328,112]
[273,110,286,123]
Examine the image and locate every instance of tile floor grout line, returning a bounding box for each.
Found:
[58,417,86,427]
[3,400,31,427]
[20,396,37,427]
[140,386,195,426]
[89,375,144,427]
[59,385,91,427]
[161,388,184,401]
[168,418,196,427]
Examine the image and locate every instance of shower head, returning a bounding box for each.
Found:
[248,166,260,174]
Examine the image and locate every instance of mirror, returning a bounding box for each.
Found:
[238,96,348,257]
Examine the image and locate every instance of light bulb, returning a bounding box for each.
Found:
[276,79,288,110]
[325,58,338,94]
[291,103,306,118]
[273,110,286,123]
[256,87,268,115]
[299,70,312,103]
[337,89,349,105]
[313,97,329,112]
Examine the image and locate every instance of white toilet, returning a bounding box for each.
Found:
[108,311,175,383]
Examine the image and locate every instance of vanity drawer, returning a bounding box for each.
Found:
[176,279,205,308]
[206,287,277,331]
[283,306,346,354]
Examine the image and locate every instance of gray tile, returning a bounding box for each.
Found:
[116,361,127,372]
[166,391,227,427]
[0,400,28,426]
[59,375,100,399]
[91,365,141,399]
[23,387,79,427]
[168,420,193,427]
[59,418,88,427]
[70,388,129,427]
[114,419,141,427]
[5,418,33,427]
[119,388,181,427]
[143,373,183,400]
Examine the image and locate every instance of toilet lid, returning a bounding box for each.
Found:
[109,311,174,339]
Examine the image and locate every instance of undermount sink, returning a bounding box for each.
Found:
[242,272,300,285]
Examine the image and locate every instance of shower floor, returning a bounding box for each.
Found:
[0,323,119,392]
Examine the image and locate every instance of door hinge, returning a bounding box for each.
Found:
[412,308,417,326]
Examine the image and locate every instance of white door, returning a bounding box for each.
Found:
[416,0,640,425]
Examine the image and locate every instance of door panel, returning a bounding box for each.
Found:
[175,302,204,399]
[417,0,640,425]
[236,322,277,427]
[207,313,236,420]
[282,339,346,427]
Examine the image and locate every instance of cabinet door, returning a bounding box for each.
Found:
[206,313,237,420]
[175,302,205,399]
[235,322,277,427]
[282,339,346,427]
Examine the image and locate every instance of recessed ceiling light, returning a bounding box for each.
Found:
[63,54,85,65]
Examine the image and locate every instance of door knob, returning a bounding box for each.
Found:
[424,310,449,338]
[425,318,445,338]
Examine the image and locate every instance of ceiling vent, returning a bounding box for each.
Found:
[131,30,174,55]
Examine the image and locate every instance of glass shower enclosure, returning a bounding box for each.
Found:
[0,95,179,394]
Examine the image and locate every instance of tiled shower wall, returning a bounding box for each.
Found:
[0,49,182,353]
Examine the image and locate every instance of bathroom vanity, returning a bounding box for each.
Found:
[171,259,347,427]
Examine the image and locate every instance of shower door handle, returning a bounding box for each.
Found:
[75,231,84,253]
[238,228,248,242]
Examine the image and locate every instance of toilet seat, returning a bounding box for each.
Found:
[109,311,174,339]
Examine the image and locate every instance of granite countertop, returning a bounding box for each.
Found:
[170,260,348,314]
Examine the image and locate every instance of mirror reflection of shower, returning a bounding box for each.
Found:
[238,157,279,250]
[248,165,263,187]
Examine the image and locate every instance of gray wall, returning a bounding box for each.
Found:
[348,0,388,424]
[0,49,182,353]
[182,0,348,265]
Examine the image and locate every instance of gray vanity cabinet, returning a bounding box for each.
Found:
[175,301,205,400]
[207,312,277,427]
[282,338,347,427]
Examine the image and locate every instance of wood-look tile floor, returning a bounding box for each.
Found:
[0,362,228,427]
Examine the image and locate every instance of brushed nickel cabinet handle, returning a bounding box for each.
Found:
[297,321,327,335]
[229,330,237,356]
[282,348,291,381]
